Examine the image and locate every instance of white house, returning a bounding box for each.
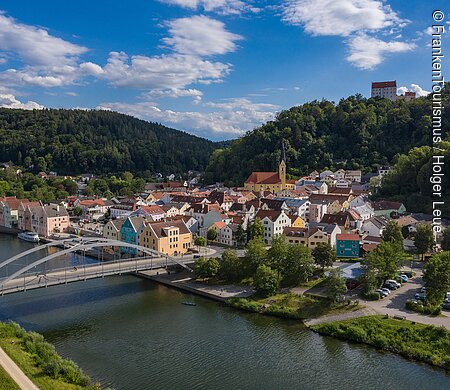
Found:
[255,209,292,245]
[362,217,387,237]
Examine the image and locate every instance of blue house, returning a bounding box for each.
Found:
[120,216,145,255]
[336,234,360,258]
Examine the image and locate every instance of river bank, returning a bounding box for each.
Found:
[0,321,98,389]
[312,315,450,372]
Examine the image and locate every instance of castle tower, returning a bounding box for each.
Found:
[279,140,286,189]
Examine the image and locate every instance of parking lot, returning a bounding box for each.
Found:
[362,270,450,329]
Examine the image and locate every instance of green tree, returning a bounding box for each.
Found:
[382,220,404,247]
[235,224,246,247]
[325,269,347,302]
[219,249,242,282]
[194,236,206,247]
[282,244,314,286]
[72,206,83,217]
[254,265,279,297]
[267,235,289,277]
[365,241,403,283]
[312,243,336,270]
[249,218,264,240]
[244,238,267,274]
[414,224,434,260]
[423,252,450,307]
[207,229,218,241]
[441,226,450,251]
[194,257,220,279]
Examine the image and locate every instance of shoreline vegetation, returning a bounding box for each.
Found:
[0,321,99,390]
[227,294,362,320]
[311,316,450,371]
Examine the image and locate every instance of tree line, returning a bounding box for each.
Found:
[0,108,217,176]
[204,85,450,186]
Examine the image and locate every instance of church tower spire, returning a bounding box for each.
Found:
[279,140,286,189]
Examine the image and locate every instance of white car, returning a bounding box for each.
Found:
[376,289,388,298]
[381,288,391,295]
[386,279,401,288]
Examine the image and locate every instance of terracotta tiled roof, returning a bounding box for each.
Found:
[245,172,280,184]
[372,200,403,211]
[146,219,190,238]
[337,234,360,241]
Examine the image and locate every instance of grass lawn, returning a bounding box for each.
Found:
[0,364,20,390]
[228,293,362,320]
[312,315,450,370]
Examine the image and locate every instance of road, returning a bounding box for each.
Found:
[0,346,39,390]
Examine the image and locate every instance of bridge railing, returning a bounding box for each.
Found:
[0,254,192,294]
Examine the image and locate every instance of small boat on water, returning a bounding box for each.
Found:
[17,231,40,243]
[181,301,197,306]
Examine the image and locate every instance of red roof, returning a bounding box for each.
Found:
[245,172,281,185]
[372,81,396,88]
[337,234,360,241]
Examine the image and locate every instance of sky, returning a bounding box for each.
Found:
[0,0,448,140]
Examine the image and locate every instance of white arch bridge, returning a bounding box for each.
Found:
[0,238,197,296]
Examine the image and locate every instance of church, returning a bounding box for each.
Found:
[244,141,296,193]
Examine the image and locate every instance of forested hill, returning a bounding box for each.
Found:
[0,108,216,175]
[204,87,450,185]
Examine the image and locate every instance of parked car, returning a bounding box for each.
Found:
[193,254,201,259]
[386,279,401,288]
[444,292,450,302]
[421,287,427,294]
[375,289,388,298]
[442,301,450,311]
[383,283,397,290]
[381,288,391,295]
[401,271,414,278]
[415,292,426,302]
[398,274,409,283]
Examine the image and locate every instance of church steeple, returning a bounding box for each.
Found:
[279,140,286,189]
[281,139,286,164]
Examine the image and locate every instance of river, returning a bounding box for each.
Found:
[0,235,449,389]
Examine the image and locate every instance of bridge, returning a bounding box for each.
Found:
[0,238,206,296]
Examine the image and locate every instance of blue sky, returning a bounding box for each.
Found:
[0,0,448,140]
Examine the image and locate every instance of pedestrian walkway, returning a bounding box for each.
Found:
[0,346,39,390]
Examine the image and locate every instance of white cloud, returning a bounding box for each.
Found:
[397,83,429,97]
[282,0,414,70]
[0,12,95,87]
[162,15,242,56]
[0,12,87,66]
[79,62,104,76]
[101,51,230,89]
[0,93,43,109]
[97,98,279,138]
[346,34,415,69]
[282,0,403,36]
[142,88,203,100]
[159,0,259,15]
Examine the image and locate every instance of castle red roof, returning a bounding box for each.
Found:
[372,81,396,88]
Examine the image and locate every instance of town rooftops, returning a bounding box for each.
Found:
[372,81,397,88]
[43,204,69,218]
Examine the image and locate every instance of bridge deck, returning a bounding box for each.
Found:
[0,256,194,296]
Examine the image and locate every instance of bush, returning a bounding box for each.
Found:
[405,299,441,315]
[364,291,381,301]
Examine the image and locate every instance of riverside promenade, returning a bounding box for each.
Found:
[0,346,39,390]
[137,270,254,302]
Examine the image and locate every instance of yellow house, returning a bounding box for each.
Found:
[244,141,295,193]
[103,219,124,241]
[140,219,192,256]
[288,215,306,228]
[283,227,329,249]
